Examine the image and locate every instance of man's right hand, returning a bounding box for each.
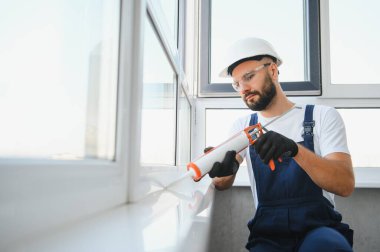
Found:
[203,147,240,178]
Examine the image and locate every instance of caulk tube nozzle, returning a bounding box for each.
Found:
[164,169,195,189]
[187,131,250,181]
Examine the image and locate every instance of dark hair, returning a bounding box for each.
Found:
[227,55,278,76]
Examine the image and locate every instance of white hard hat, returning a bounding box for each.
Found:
[219,37,282,77]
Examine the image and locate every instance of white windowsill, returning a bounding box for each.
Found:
[4,176,215,252]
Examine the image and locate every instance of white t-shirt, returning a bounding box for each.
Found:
[230,104,350,208]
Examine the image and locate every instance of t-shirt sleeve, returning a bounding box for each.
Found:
[319,107,350,157]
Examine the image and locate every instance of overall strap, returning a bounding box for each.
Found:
[249,113,258,126]
[250,107,315,150]
[303,105,315,152]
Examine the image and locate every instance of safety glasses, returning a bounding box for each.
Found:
[232,63,272,92]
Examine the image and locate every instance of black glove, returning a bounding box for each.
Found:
[206,150,240,178]
[253,131,298,165]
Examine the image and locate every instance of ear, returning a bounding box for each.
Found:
[268,63,279,81]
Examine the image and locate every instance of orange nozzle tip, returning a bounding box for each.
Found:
[269,160,275,171]
[187,162,202,180]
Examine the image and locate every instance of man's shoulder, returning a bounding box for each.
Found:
[306,104,345,132]
[304,104,334,111]
[306,104,337,118]
[312,104,339,117]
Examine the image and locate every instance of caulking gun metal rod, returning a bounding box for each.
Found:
[263,105,300,128]
[251,105,300,135]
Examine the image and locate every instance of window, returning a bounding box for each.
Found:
[177,88,192,167]
[202,107,255,185]
[329,0,380,85]
[0,0,137,244]
[0,0,119,160]
[338,108,380,168]
[140,0,192,169]
[205,109,251,147]
[197,1,380,186]
[199,0,321,96]
[320,0,380,97]
[157,0,179,45]
[141,16,177,165]
[147,0,179,62]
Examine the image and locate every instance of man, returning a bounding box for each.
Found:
[209,37,354,251]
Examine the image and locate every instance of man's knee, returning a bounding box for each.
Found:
[298,227,352,252]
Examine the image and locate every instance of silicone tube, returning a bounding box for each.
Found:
[187,131,251,180]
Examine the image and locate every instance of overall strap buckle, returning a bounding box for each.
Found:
[302,105,315,152]
[302,120,315,137]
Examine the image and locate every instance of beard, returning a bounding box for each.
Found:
[243,74,277,111]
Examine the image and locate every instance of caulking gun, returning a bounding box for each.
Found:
[186,106,300,181]
[164,106,300,188]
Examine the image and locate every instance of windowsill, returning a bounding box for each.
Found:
[4,176,215,252]
[4,164,376,251]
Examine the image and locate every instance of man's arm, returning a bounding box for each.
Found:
[254,129,355,197]
[294,145,355,197]
[212,154,244,190]
[213,175,236,190]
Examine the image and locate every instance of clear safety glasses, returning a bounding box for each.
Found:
[232,63,272,92]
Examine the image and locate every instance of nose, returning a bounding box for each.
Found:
[240,82,252,94]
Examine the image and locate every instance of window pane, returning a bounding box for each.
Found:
[177,88,191,166]
[329,0,380,84]
[141,17,177,165]
[338,109,380,168]
[157,0,178,45]
[0,0,120,160]
[205,109,252,166]
[210,0,305,83]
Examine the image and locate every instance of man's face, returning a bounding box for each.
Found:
[231,60,277,111]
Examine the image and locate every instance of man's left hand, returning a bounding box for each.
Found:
[253,131,298,165]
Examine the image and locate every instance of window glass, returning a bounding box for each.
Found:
[205,109,251,146]
[205,109,252,166]
[210,0,305,83]
[157,0,178,45]
[329,0,380,84]
[141,17,177,165]
[338,109,380,168]
[0,0,119,160]
[177,88,191,166]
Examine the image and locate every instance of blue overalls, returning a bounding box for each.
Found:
[246,105,353,252]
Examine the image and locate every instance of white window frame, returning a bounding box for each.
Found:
[320,0,380,98]
[194,0,380,188]
[198,0,322,97]
[132,0,195,201]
